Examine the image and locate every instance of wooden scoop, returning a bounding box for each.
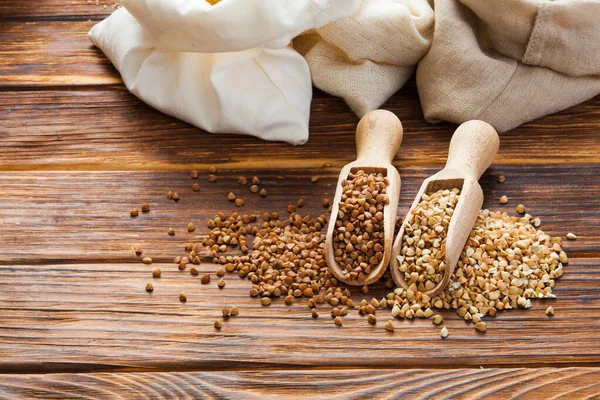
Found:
[390,120,499,297]
[325,110,403,286]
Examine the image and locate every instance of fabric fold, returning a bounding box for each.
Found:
[295,0,434,117]
[416,0,600,133]
[121,0,361,53]
[89,8,313,145]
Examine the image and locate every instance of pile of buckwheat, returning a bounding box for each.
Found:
[387,208,567,335]
[332,170,389,281]
[398,188,460,292]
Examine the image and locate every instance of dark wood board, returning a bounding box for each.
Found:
[2,88,600,171]
[1,0,113,20]
[0,258,598,373]
[0,166,597,263]
[0,368,598,399]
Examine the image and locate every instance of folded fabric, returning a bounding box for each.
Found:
[89,0,360,145]
[295,0,434,117]
[121,0,359,53]
[90,0,600,144]
[416,0,600,132]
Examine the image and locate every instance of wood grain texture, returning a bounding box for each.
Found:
[0,368,599,399]
[0,166,597,264]
[0,21,120,86]
[1,0,113,20]
[0,256,597,372]
[2,88,600,170]
[1,0,600,385]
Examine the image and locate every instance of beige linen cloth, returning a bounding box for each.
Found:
[416,0,600,132]
[294,0,435,117]
[299,0,600,133]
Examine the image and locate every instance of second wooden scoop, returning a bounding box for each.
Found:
[390,120,499,297]
[325,109,403,286]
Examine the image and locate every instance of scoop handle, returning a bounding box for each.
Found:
[355,110,403,166]
[445,120,499,180]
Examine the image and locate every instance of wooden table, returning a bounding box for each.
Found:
[1,2,599,398]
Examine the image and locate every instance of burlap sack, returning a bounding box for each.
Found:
[417,0,600,132]
[294,0,434,117]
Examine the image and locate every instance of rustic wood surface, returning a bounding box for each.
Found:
[0,368,599,399]
[0,2,599,397]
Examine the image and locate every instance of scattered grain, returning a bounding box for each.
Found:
[192,183,200,192]
[545,306,555,316]
[497,175,505,183]
[252,176,260,185]
[385,320,395,332]
[297,198,305,208]
[334,316,343,326]
[208,174,217,183]
[440,327,449,338]
[250,185,259,193]
[152,267,161,277]
[130,209,139,217]
[238,177,247,185]
[201,274,211,284]
[260,188,268,197]
[214,320,222,330]
[222,307,230,318]
[168,228,175,236]
[566,232,577,240]
[311,176,319,183]
[261,297,271,306]
[499,195,508,204]
[516,204,525,214]
[218,278,226,288]
[188,222,195,232]
[179,292,187,302]
[145,283,154,292]
[142,257,153,265]
[191,170,199,179]
[235,199,244,207]
[141,203,150,213]
[432,315,443,325]
[230,306,239,316]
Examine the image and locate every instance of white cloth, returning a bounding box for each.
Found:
[89,0,360,145]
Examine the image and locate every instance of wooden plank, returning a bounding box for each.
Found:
[2,88,600,170]
[0,368,598,399]
[0,259,597,372]
[1,0,114,20]
[0,21,120,87]
[0,168,597,264]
